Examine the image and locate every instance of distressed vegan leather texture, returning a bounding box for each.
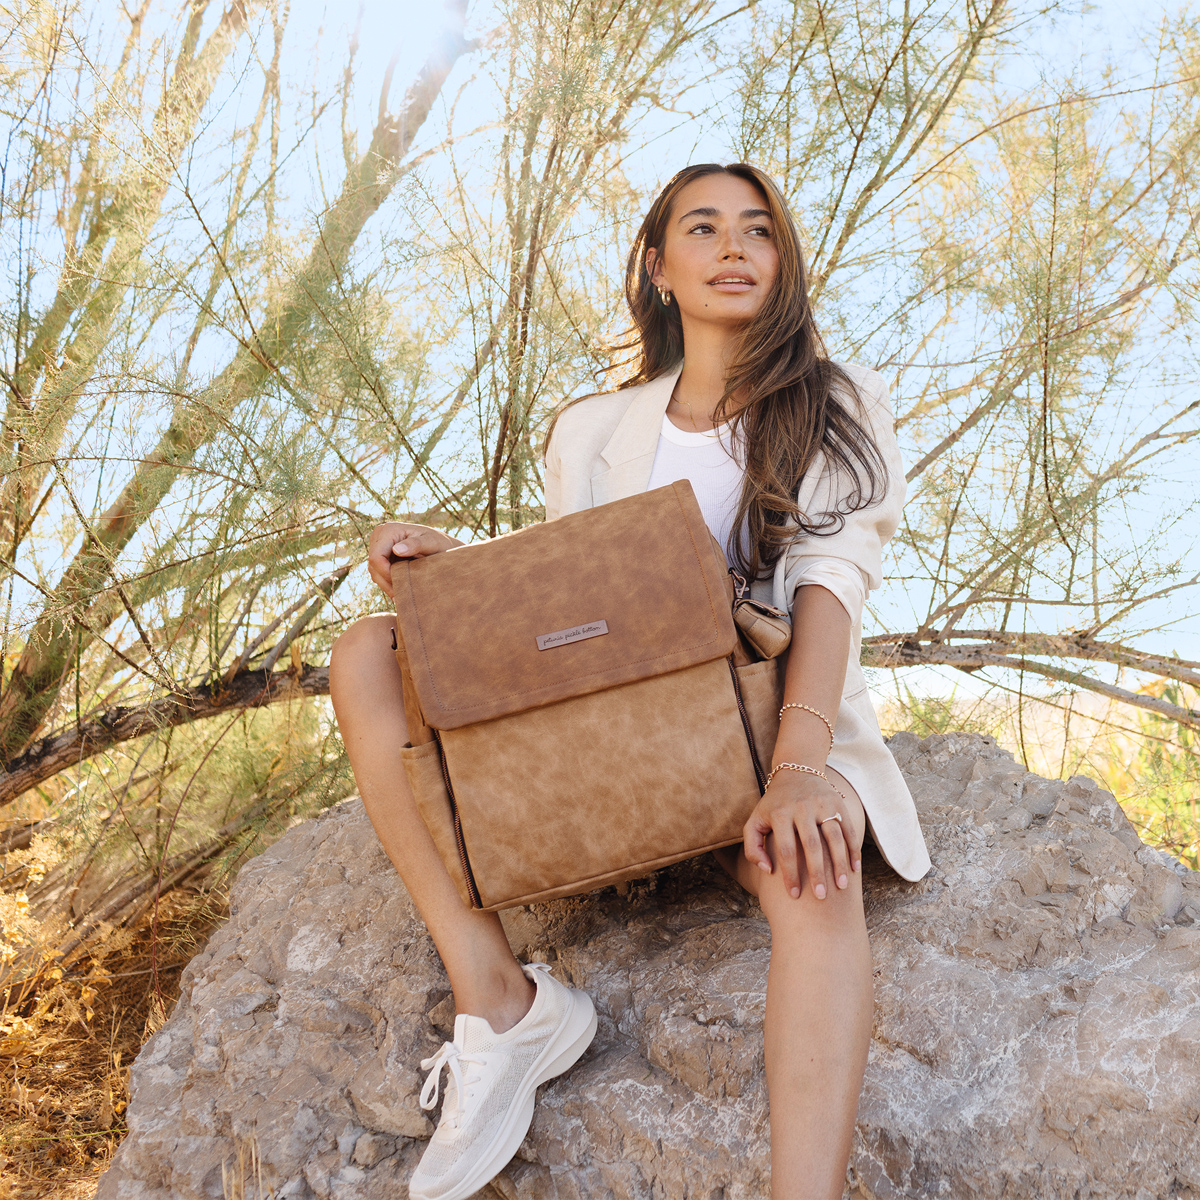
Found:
[392,483,737,730]
[735,658,786,768]
[733,598,793,661]
[392,481,776,911]
[400,741,465,892]
[443,658,761,908]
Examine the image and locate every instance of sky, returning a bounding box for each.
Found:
[281,0,1173,182]
[3,0,1195,727]
[279,0,1198,744]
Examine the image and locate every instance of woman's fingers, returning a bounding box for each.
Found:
[391,528,443,558]
[743,813,774,874]
[742,775,866,901]
[367,548,396,598]
[847,820,864,874]
[796,818,828,899]
[367,525,405,598]
[774,819,805,899]
[821,817,853,891]
[366,524,453,599]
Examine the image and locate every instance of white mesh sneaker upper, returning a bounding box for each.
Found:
[410,962,592,1196]
[417,1014,545,1178]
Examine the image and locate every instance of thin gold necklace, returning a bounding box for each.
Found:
[670,383,702,432]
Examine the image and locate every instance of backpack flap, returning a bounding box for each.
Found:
[391,481,737,730]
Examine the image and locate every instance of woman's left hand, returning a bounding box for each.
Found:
[742,769,864,900]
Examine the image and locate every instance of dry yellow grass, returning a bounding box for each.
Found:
[0,892,227,1199]
[878,683,1200,869]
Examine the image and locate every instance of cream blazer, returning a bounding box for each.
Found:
[544,363,931,882]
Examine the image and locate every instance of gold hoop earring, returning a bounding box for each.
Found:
[657,286,671,306]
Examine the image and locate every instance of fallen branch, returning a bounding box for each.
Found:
[864,629,1200,685]
[864,635,1200,731]
[0,664,331,808]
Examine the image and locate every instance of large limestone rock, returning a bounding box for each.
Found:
[99,733,1200,1199]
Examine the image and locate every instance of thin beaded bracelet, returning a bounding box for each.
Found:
[778,702,835,751]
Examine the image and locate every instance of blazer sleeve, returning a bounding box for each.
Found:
[781,369,906,608]
[543,422,564,523]
[791,558,868,625]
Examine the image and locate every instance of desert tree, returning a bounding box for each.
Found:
[3,0,1199,977]
[726,0,1200,742]
[0,0,475,969]
[399,0,750,537]
[0,0,744,970]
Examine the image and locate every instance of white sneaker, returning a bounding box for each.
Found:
[408,962,597,1200]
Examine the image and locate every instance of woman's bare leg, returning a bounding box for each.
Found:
[329,614,534,1031]
[717,771,873,1200]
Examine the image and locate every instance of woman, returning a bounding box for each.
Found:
[329,162,930,1200]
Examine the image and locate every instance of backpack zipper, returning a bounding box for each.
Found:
[727,656,767,794]
[433,731,483,908]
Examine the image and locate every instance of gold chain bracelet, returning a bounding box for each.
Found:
[765,761,848,802]
[766,761,827,788]
[778,702,835,751]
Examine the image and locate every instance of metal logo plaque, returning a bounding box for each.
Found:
[535,620,609,651]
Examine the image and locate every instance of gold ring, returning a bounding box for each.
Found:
[819,812,843,825]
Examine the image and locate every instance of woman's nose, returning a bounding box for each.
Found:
[718,232,747,260]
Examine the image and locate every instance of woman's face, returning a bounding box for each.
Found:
[647,173,779,331]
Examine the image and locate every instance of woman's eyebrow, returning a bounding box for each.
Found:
[676,206,772,222]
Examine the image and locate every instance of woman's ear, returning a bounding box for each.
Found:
[645,246,667,290]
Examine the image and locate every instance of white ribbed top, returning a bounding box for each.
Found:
[646,415,746,564]
[645,413,868,623]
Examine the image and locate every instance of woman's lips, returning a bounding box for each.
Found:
[707,275,755,292]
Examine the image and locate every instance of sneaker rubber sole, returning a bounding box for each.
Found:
[411,987,598,1200]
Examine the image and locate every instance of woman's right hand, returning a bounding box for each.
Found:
[367,522,462,599]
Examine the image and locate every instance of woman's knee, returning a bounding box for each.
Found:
[331,614,395,676]
[757,854,865,931]
[329,614,404,709]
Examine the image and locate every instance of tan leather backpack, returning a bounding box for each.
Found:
[390,481,789,911]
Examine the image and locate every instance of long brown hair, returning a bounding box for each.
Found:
[622,162,886,581]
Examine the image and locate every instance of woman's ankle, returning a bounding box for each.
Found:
[452,960,536,1034]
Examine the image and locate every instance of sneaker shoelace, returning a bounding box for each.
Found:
[419,1041,483,1132]
[418,969,552,1132]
